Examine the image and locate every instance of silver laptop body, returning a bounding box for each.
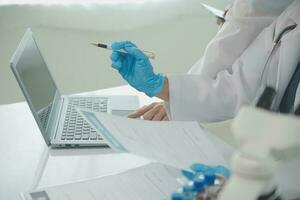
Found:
[10,29,138,148]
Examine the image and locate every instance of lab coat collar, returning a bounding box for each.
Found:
[274,0,299,40]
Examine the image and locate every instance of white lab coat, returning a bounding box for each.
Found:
[166,0,300,198]
[166,0,299,122]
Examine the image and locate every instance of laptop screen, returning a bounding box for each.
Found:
[13,32,58,132]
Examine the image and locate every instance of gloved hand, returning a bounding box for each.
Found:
[181,163,230,180]
[110,41,165,97]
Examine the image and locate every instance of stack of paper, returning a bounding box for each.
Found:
[79,110,227,170]
[22,163,182,200]
[22,110,229,200]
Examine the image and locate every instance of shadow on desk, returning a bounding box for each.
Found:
[49,146,116,157]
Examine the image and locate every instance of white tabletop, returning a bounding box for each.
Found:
[3,84,300,200]
[0,85,160,200]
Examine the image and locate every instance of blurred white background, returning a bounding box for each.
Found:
[0,0,228,105]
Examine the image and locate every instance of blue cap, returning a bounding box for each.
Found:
[204,171,216,186]
[183,184,195,193]
[171,192,184,200]
[193,178,205,193]
[214,165,231,178]
[181,169,195,181]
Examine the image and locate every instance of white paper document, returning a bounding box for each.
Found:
[79,110,227,169]
[22,163,182,200]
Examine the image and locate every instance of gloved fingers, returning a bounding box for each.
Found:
[127,103,157,118]
[190,163,231,178]
[110,51,120,61]
[190,163,212,173]
[214,165,231,178]
[181,169,195,181]
[124,45,146,59]
[112,41,146,59]
[111,41,136,51]
[110,51,124,70]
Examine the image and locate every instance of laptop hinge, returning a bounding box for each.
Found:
[47,91,64,143]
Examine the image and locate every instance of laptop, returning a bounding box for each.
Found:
[10,28,139,148]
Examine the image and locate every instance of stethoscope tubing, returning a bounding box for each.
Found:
[259,24,297,91]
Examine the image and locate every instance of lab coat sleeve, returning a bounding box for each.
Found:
[165,0,291,122]
[166,73,245,122]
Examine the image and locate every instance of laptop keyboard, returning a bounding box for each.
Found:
[61,97,108,141]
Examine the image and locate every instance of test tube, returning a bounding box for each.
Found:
[172,192,184,200]
[182,184,195,200]
[204,171,217,199]
[194,178,210,200]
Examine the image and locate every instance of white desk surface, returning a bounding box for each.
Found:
[0,85,160,200]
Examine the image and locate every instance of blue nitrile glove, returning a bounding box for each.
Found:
[110,41,165,97]
[181,163,230,180]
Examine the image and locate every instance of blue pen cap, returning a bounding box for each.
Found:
[171,192,184,200]
[193,178,205,193]
[183,184,195,193]
[204,171,216,186]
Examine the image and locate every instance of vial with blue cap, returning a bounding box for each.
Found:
[193,178,210,200]
[171,192,184,200]
[205,171,222,199]
[182,184,195,200]
[204,171,216,185]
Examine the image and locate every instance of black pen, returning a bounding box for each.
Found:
[91,43,156,59]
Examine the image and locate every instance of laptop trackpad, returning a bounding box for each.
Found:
[111,109,135,117]
[109,96,139,117]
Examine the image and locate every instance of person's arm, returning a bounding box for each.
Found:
[159,0,293,122]
[109,0,291,122]
[156,77,169,101]
[128,102,169,121]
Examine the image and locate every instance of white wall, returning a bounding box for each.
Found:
[0,0,227,105]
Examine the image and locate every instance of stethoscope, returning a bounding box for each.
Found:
[257,23,297,107]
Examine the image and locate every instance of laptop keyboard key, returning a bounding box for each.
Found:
[61,97,107,142]
[75,135,82,140]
